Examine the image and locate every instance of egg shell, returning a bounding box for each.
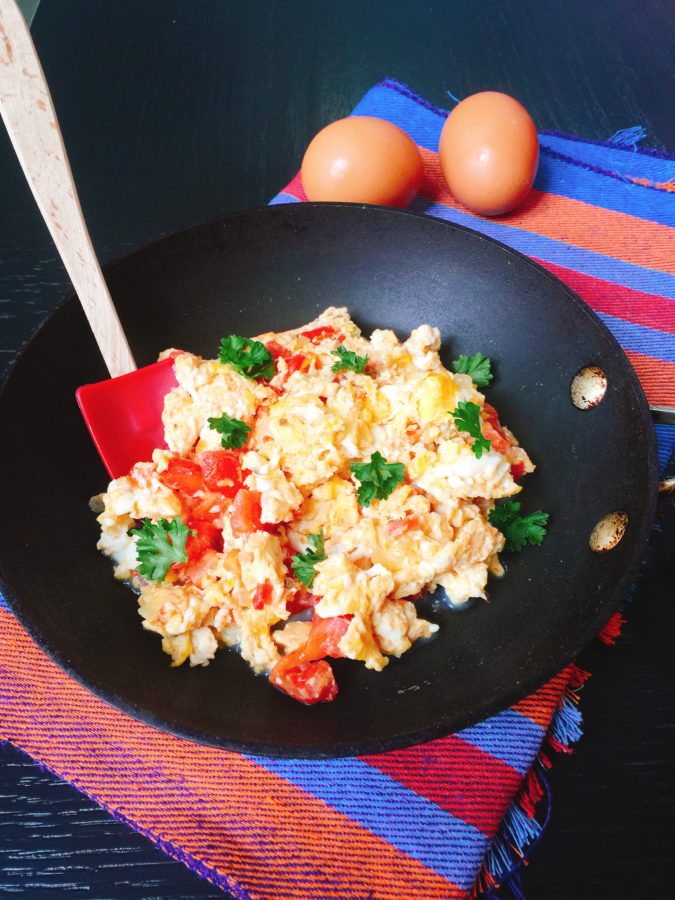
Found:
[301,116,423,207]
[438,92,539,217]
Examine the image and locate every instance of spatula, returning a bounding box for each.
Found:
[0,0,177,478]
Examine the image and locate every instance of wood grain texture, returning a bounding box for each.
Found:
[0,0,674,896]
[0,0,135,377]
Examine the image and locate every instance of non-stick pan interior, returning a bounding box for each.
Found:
[0,204,657,756]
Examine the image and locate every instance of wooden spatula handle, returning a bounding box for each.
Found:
[0,0,135,377]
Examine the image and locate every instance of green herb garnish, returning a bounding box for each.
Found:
[452,401,491,459]
[451,353,493,387]
[130,517,193,582]
[489,501,549,552]
[291,531,326,588]
[218,335,274,380]
[208,412,252,449]
[331,345,369,374]
[350,451,405,507]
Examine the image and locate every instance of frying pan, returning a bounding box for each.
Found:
[0,203,658,757]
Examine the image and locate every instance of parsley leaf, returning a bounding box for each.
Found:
[452,401,491,459]
[350,451,405,507]
[489,501,549,552]
[452,353,493,387]
[331,345,369,374]
[130,517,193,582]
[219,335,275,380]
[208,412,252,449]
[291,531,326,587]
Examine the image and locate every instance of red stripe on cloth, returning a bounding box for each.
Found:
[512,669,572,726]
[362,735,523,835]
[0,609,463,900]
[284,171,307,200]
[360,668,573,835]
[623,350,675,406]
[361,668,578,835]
[418,147,675,275]
[533,259,675,334]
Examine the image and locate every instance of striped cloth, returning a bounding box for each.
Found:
[1,79,673,899]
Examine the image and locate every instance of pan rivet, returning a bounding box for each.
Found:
[571,366,607,410]
[589,511,628,553]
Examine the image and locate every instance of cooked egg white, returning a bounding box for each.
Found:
[96,307,533,688]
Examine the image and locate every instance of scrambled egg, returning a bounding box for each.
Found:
[95,307,534,699]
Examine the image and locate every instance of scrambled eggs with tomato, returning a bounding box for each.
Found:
[95,308,534,704]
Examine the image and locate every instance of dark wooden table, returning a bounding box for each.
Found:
[1,1,674,896]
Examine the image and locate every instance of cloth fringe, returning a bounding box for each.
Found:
[607,125,648,150]
[598,611,626,645]
[472,663,590,897]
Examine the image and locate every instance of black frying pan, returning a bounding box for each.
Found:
[0,204,658,757]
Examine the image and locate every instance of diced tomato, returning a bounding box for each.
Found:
[187,518,223,553]
[510,461,527,482]
[266,340,284,358]
[287,354,314,374]
[481,403,512,455]
[230,489,264,534]
[174,547,219,584]
[200,450,242,497]
[304,615,351,660]
[265,340,312,376]
[253,581,273,609]
[386,515,421,537]
[186,491,224,522]
[267,614,349,704]
[269,655,338,704]
[171,519,221,582]
[266,340,292,361]
[286,589,319,615]
[299,325,341,344]
[159,458,206,495]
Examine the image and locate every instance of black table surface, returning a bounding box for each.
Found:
[1,1,674,897]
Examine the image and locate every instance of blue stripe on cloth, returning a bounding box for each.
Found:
[0,591,9,612]
[352,82,445,150]
[353,82,675,226]
[268,193,301,205]
[410,198,675,300]
[594,312,675,364]
[533,151,675,227]
[456,709,545,776]
[539,133,675,182]
[655,424,675,474]
[249,755,488,890]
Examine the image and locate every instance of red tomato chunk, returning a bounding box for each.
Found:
[268,615,349,704]
[304,615,351,660]
[270,656,338,704]
[286,589,318,615]
[510,461,527,482]
[481,403,511,455]
[230,489,264,535]
[159,458,205,495]
[266,340,312,375]
[200,450,242,497]
[253,581,273,609]
[298,325,341,343]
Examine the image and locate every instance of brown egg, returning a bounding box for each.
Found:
[301,116,423,207]
[438,92,539,216]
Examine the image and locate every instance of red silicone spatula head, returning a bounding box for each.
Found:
[76,357,179,479]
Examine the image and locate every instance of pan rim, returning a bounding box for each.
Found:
[0,202,660,757]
